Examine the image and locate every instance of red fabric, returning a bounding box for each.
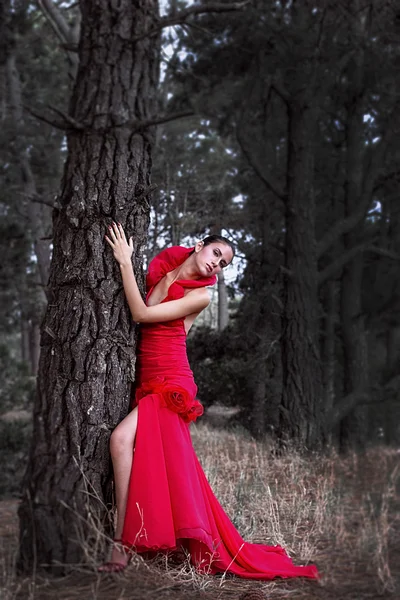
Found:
[121,246,319,580]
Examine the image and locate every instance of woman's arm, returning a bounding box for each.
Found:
[105,222,210,323]
[120,264,209,323]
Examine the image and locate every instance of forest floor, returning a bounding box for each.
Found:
[0,420,399,600]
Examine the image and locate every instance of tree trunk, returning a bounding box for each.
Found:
[250,358,267,438]
[386,328,398,374]
[340,254,369,447]
[339,12,369,449]
[322,281,336,417]
[18,0,160,573]
[217,270,229,331]
[280,98,323,448]
[29,322,41,376]
[20,315,31,366]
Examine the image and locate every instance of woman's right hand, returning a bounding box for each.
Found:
[105,222,133,268]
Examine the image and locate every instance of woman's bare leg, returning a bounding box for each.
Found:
[99,406,138,568]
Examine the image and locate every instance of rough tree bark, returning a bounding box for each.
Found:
[18,0,160,573]
[280,94,323,448]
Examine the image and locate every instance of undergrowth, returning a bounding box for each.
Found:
[0,422,398,599]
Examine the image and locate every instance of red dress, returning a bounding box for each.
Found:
[121,246,319,580]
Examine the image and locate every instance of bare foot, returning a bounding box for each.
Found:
[98,540,130,573]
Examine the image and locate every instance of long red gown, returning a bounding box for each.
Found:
[121,246,319,580]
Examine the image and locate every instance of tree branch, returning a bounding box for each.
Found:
[317,124,393,258]
[319,241,400,286]
[235,65,287,202]
[37,0,80,66]
[38,0,73,43]
[114,110,195,133]
[24,105,67,131]
[26,105,195,134]
[17,191,56,209]
[131,1,249,44]
[318,242,368,286]
[318,206,368,259]
[30,195,55,209]
[26,104,86,131]
[271,81,290,105]
[134,183,158,203]
[181,20,214,39]
[368,245,400,261]
[236,126,286,202]
[279,265,294,279]
[326,388,369,429]
[48,104,85,130]
[326,374,400,430]
[60,42,79,53]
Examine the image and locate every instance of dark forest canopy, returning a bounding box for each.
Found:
[0,0,399,572]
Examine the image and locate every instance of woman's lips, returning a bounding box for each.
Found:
[206,263,212,273]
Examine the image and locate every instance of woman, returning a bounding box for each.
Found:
[100,222,319,580]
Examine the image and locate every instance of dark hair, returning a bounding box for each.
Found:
[202,235,235,259]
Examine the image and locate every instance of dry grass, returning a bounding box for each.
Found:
[0,422,399,600]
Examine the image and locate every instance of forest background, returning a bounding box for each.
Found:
[0,0,399,598]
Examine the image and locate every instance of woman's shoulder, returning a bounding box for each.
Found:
[147,246,192,289]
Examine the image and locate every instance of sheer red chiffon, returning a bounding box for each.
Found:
[121,246,319,580]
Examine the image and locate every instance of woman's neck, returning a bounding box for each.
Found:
[169,255,200,281]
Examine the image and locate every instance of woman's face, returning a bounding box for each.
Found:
[195,242,234,276]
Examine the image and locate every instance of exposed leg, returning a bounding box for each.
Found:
[98,406,138,571]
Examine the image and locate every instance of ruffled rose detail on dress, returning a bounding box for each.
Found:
[136,377,204,423]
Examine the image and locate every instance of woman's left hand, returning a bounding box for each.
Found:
[105,222,133,268]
